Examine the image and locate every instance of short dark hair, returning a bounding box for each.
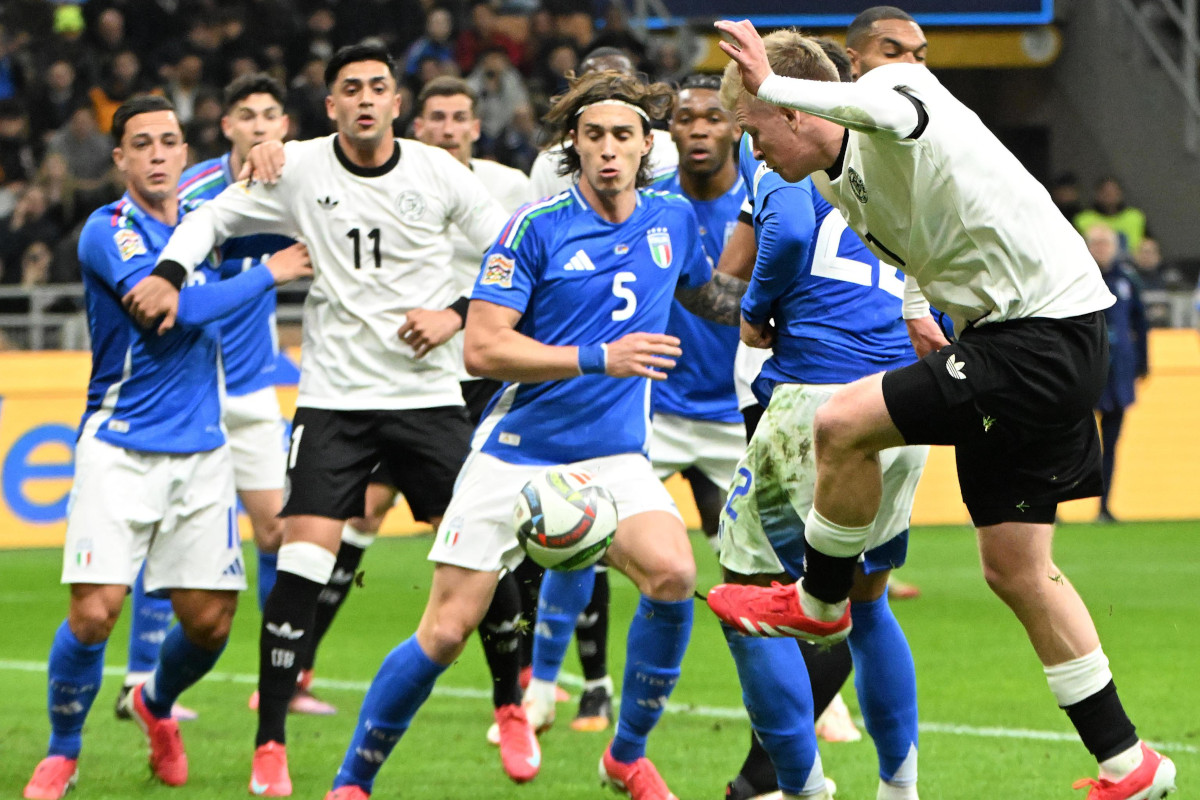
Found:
[112,94,177,144]
[324,43,399,88]
[416,76,477,116]
[812,37,853,82]
[679,73,722,93]
[579,46,634,76]
[223,73,287,113]
[847,6,918,49]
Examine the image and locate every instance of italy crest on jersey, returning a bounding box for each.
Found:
[647,227,673,269]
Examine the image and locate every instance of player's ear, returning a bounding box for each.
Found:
[641,128,653,157]
[325,94,336,122]
[847,48,863,80]
[220,114,233,140]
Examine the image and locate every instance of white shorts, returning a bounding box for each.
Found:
[718,382,929,578]
[649,412,745,489]
[224,386,287,492]
[61,435,246,593]
[429,451,682,573]
[734,343,771,412]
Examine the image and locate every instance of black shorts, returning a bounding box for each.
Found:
[882,312,1108,527]
[282,406,472,522]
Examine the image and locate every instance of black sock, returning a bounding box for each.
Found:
[736,728,777,792]
[1064,680,1139,762]
[575,567,609,682]
[257,570,324,746]
[513,557,545,669]
[479,572,524,708]
[800,543,858,605]
[299,541,366,672]
[798,638,853,717]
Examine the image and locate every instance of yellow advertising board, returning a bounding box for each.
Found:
[3,330,1198,551]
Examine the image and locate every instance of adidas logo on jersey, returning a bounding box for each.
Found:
[266,621,305,640]
[945,356,967,380]
[317,196,339,210]
[563,250,596,271]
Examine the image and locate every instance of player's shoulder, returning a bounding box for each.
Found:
[471,157,528,184]
[496,190,576,250]
[79,198,148,266]
[639,186,700,226]
[178,155,228,201]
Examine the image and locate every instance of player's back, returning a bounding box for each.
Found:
[178,154,292,396]
[472,186,711,465]
[77,197,224,454]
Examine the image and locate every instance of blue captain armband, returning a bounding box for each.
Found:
[577,343,608,375]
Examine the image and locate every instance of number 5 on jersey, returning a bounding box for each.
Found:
[612,271,637,321]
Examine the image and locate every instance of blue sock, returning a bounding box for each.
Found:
[128,565,173,676]
[257,549,278,612]
[610,596,692,763]
[143,625,225,718]
[723,626,824,794]
[47,621,106,758]
[848,593,918,785]
[333,635,448,793]
[531,566,595,682]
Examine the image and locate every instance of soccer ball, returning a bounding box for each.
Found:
[513,468,618,570]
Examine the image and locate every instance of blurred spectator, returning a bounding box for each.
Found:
[404,7,456,78]
[491,103,539,172]
[287,7,339,77]
[0,239,79,316]
[81,7,128,85]
[588,2,647,68]
[456,1,528,75]
[1086,225,1148,524]
[184,90,226,164]
[0,99,36,186]
[1132,237,1166,290]
[47,107,113,188]
[179,18,226,87]
[527,37,577,118]
[289,56,333,140]
[34,152,84,232]
[162,52,209,125]
[1,185,61,281]
[28,59,88,143]
[1074,176,1149,253]
[336,0,426,56]
[1049,171,1082,222]
[466,47,530,153]
[88,49,158,133]
[649,37,689,84]
[1,24,28,102]
[544,0,595,49]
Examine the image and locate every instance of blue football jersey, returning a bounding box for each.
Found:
[77,195,226,453]
[652,171,746,423]
[737,135,914,402]
[471,185,713,465]
[178,154,293,396]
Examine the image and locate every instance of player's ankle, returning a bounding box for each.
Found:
[797,585,848,623]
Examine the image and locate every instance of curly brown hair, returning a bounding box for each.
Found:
[543,70,675,186]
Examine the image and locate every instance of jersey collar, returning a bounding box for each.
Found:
[333,135,402,177]
[825,130,849,181]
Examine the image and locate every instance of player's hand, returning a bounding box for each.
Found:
[714,19,771,96]
[604,332,682,380]
[264,243,313,284]
[740,316,775,349]
[905,315,950,358]
[123,275,180,334]
[399,308,463,359]
[237,140,286,185]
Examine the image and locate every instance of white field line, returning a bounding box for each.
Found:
[1,659,1194,756]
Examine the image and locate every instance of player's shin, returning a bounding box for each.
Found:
[609,596,692,763]
[47,621,106,758]
[143,624,225,718]
[723,627,827,796]
[575,567,611,683]
[479,571,524,708]
[847,594,918,789]
[256,550,278,612]
[531,566,596,685]
[127,566,173,682]
[800,508,867,610]
[300,529,371,674]
[332,635,447,793]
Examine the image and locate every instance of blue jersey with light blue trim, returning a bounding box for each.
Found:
[77,195,225,453]
[178,154,293,395]
[652,171,745,423]
[472,185,713,465]
[737,135,913,400]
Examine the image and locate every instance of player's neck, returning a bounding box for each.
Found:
[128,186,179,226]
[336,132,398,169]
[228,149,245,181]
[678,159,737,202]
[578,179,638,224]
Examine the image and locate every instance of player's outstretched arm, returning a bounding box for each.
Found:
[674,272,748,327]
[175,243,312,329]
[716,219,757,281]
[464,299,681,383]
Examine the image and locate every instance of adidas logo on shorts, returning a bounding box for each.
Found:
[945,356,967,380]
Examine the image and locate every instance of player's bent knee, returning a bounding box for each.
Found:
[640,561,696,602]
[812,398,864,456]
[67,596,122,645]
[417,614,476,664]
[175,591,238,649]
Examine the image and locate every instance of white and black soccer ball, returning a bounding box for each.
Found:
[513,468,618,570]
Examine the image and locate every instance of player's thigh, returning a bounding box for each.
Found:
[145,445,246,594]
[417,563,503,662]
[61,435,163,588]
[718,384,830,579]
[377,406,473,524]
[224,387,288,493]
[282,407,381,521]
[817,372,907,453]
[429,451,533,574]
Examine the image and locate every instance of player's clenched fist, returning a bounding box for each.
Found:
[399,308,463,359]
[603,332,682,380]
[238,140,287,185]
[264,242,314,284]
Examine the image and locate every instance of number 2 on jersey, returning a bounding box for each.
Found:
[811,213,904,298]
[347,228,381,269]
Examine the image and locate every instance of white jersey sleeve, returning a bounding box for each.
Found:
[757,72,920,138]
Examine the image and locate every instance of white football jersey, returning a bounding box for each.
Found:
[528,128,679,200]
[774,63,1115,334]
[159,135,510,410]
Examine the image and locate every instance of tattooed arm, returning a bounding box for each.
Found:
[674,271,749,326]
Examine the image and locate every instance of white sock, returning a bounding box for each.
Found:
[1044,647,1111,707]
[583,675,613,695]
[877,779,919,799]
[124,670,152,688]
[1099,741,1144,781]
[524,677,557,706]
[797,583,849,623]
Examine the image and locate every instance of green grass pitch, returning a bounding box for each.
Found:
[1,522,1195,799]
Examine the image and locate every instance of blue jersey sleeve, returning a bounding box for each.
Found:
[675,204,713,290]
[176,263,275,327]
[741,185,816,325]
[78,219,158,296]
[471,206,544,314]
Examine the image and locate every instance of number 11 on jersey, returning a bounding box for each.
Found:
[348,228,381,269]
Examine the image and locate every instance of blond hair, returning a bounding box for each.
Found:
[719,29,839,111]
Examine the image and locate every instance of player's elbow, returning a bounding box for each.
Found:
[462,331,496,378]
